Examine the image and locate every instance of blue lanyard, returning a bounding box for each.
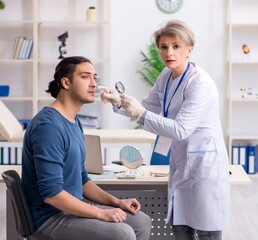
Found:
[163,62,190,117]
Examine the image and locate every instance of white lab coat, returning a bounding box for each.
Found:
[141,63,230,231]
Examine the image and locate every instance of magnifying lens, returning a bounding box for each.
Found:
[115,81,125,94]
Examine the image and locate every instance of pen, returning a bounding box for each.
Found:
[114,171,126,174]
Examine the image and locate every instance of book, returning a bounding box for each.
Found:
[25,39,33,59]
[11,37,20,59]
[13,37,24,59]
[18,38,27,59]
[21,39,29,59]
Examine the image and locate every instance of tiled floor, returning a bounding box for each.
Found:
[1,174,258,240]
[223,173,258,240]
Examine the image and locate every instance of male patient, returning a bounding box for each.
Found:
[21,56,151,240]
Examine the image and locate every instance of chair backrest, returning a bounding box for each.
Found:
[1,170,35,237]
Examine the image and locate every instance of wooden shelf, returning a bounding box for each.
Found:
[228,0,258,161]
[0,0,110,126]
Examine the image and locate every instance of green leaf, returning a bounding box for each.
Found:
[138,43,165,86]
[0,1,5,9]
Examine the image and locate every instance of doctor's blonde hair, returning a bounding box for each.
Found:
[154,19,195,48]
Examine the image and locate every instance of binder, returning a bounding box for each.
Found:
[232,146,239,165]
[9,147,16,165]
[2,146,9,164]
[150,135,170,165]
[0,147,2,164]
[239,146,248,172]
[248,145,258,174]
[16,147,22,165]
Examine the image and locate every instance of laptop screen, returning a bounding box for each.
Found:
[84,134,104,174]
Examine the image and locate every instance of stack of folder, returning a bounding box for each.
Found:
[232,145,258,174]
[76,114,100,129]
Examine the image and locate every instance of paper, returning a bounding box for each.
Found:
[153,136,172,156]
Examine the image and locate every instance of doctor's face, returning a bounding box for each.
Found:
[159,35,193,74]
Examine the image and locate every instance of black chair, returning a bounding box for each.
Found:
[1,170,36,240]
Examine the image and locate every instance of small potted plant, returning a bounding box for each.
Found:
[137,43,165,87]
[134,43,165,129]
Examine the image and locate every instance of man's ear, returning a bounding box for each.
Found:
[60,77,70,89]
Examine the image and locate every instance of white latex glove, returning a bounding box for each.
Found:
[98,86,121,107]
[120,94,146,120]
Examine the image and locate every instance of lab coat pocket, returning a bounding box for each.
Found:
[188,143,218,179]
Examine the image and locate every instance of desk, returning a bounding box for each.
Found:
[1,164,251,240]
[90,164,251,185]
[0,164,251,185]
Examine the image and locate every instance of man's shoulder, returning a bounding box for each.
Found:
[33,107,61,123]
[27,107,63,134]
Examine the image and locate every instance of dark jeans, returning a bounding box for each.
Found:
[172,225,222,240]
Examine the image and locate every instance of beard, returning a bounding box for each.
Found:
[83,98,95,104]
[69,88,95,103]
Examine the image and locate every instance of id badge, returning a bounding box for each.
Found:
[154,135,172,156]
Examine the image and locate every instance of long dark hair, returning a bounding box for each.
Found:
[46,56,92,98]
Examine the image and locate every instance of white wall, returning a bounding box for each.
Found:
[103,0,228,137]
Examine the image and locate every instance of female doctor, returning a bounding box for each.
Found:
[100,19,230,240]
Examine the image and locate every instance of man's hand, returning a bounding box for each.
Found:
[117,198,141,215]
[98,208,127,223]
[98,86,121,107]
[120,94,146,120]
[97,197,140,222]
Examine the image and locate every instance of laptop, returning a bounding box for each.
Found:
[84,134,104,174]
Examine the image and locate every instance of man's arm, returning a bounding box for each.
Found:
[44,186,126,223]
[83,180,119,206]
[83,180,141,215]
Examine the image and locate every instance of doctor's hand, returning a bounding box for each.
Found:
[120,94,146,121]
[98,86,121,107]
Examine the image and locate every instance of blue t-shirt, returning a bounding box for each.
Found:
[21,107,90,230]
